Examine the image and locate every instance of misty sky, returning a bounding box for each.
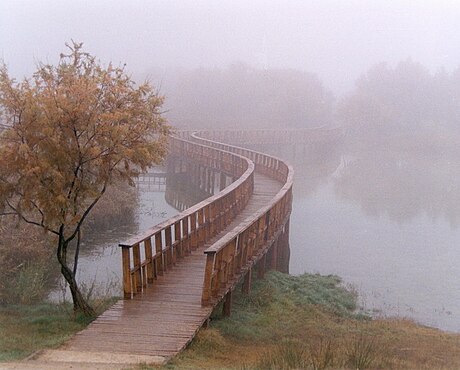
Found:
[1,0,460,94]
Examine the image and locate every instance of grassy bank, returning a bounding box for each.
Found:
[0,304,91,362]
[162,272,460,369]
[0,299,117,362]
[2,272,460,369]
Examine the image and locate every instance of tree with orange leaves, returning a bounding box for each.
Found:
[0,42,169,316]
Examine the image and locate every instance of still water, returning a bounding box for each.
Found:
[49,189,179,301]
[281,142,460,333]
[52,143,460,333]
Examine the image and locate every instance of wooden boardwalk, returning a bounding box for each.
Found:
[38,173,282,365]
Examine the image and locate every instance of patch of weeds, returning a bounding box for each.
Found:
[256,340,309,370]
[189,328,227,354]
[344,332,385,369]
[308,337,335,370]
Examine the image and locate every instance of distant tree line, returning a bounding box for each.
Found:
[338,60,460,139]
[146,63,335,129]
[146,60,460,140]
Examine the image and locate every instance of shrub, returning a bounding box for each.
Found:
[0,218,54,304]
[85,182,139,232]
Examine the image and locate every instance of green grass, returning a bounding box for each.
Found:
[0,300,116,362]
[211,271,362,342]
[3,272,460,369]
[161,271,460,370]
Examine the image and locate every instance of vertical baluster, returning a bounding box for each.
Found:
[165,226,173,267]
[183,216,190,255]
[190,212,197,250]
[174,220,182,259]
[144,238,154,283]
[133,243,142,292]
[198,209,205,246]
[154,232,163,275]
[201,252,216,305]
[121,246,131,299]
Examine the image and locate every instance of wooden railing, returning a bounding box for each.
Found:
[190,132,294,305]
[119,135,254,298]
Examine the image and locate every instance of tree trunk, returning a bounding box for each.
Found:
[57,229,96,317]
[60,262,96,317]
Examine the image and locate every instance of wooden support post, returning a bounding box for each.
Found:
[144,238,154,283]
[198,209,205,246]
[202,252,215,305]
[278,218,291,274]
[204,206,210,242]
[121,247,131,299]
[154,232,164,276]
[133,243,142,292]
[190,212,198,250]
[165,226,173,268]
[270,239,278,271]
[210,170,215,194]
[242,268,252,295]
[174,220,182,258]
[220,172,226,191]
[183,216,190,255]
[258,254,266,279]
[207,168,211,193]
[222,290,233,317]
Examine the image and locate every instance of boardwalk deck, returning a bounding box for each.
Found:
[39,173,282,365]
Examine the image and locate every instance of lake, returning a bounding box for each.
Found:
[51,141,460,333]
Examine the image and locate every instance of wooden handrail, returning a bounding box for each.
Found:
[190,132,294,306]
[119,134,255,299]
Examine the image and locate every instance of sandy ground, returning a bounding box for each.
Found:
[0,349,166,370]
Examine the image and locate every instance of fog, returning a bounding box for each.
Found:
[2,0,460,96]
[3,0,460,332]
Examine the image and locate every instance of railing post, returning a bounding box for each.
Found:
[154,232,164,276]
[198,209,205,246]
[190,212,198,250]
[174,220,182,259]
[202,252,216,305]
[133,243,142,292]
[145,238,154,283]
[121,246,131,299]
[183,216,190,255]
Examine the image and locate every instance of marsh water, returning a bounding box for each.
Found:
[51,143,460,333]
[267,141,460,333]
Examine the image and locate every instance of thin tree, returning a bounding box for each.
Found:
[0,42,169,316]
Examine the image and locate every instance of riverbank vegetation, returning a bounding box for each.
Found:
[2,271,460,368]
[163,272,460,369]
[0,181,138,307]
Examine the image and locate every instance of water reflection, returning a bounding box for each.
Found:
[334,150,460,227]
[275,140,460,333]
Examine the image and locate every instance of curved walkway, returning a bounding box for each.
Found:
[33,173,283,366]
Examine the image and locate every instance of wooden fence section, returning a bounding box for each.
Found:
[118,135,255,299]
[189,132,294,306]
